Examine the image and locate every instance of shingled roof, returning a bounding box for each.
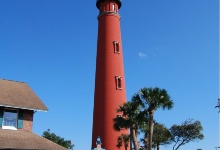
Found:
[0,79,48,111]
[0,129,67,150]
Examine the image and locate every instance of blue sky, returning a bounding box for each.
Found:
[0,0,219,150]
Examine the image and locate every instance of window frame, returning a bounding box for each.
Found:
[115,76,122,90]
[113,41,120,54]
[112,4,115,11]
[2,108,18,130]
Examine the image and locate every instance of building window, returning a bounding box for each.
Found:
[2,109,17,130]
[115,76,122,90]
[113,41,120,54]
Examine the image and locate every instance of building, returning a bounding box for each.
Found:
[0,79,67,150]
[92,0,129,149]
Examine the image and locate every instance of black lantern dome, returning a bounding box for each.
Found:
[96,0,122,9]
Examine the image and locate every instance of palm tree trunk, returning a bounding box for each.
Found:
[157,143,160,150]
[130,125,139,150]
[129,128,133,150]
[129,131,132,150]
[148,110,154,150]
[144,134,148,149]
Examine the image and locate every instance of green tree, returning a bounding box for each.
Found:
[132,87,174,150]
[152,123,172,150]
[170,119,204,150]
[114,101,148,150]
[141,122,171,150]
[42,129,74,150]
[117,133,130,150]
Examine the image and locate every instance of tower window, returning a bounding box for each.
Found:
[113,41,120,54]
[115,76,122,90]
[117,114,123,118]
[112,4,115,11]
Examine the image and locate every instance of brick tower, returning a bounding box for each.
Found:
[92,0,128,149]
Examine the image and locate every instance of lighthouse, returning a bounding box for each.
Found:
[92,0,128,149]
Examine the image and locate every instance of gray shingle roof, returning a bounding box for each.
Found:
[0,79,48,111]
[0,129,67,150]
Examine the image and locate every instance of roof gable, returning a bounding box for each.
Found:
[0,79,48,111]
[0,129,67,150]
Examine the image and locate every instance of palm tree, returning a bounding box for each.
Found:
[132,87,174,150]
[114,101,148,150]
[116,134,130,150]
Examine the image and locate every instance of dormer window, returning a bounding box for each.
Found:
[113,41,120,54]
[2,109,17,130]
[115,76,122,90]
[0,108,24,130]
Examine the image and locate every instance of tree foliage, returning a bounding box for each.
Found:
[152,123,172,150]
[114,87,205,150]
[132,87,174,150]
[114,87,173,150]
[170,119,204,150]
[114,101,147,150]
[42,129,74,150]
[116,133,130,150]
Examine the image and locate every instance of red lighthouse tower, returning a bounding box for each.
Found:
[92,0,128,149]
